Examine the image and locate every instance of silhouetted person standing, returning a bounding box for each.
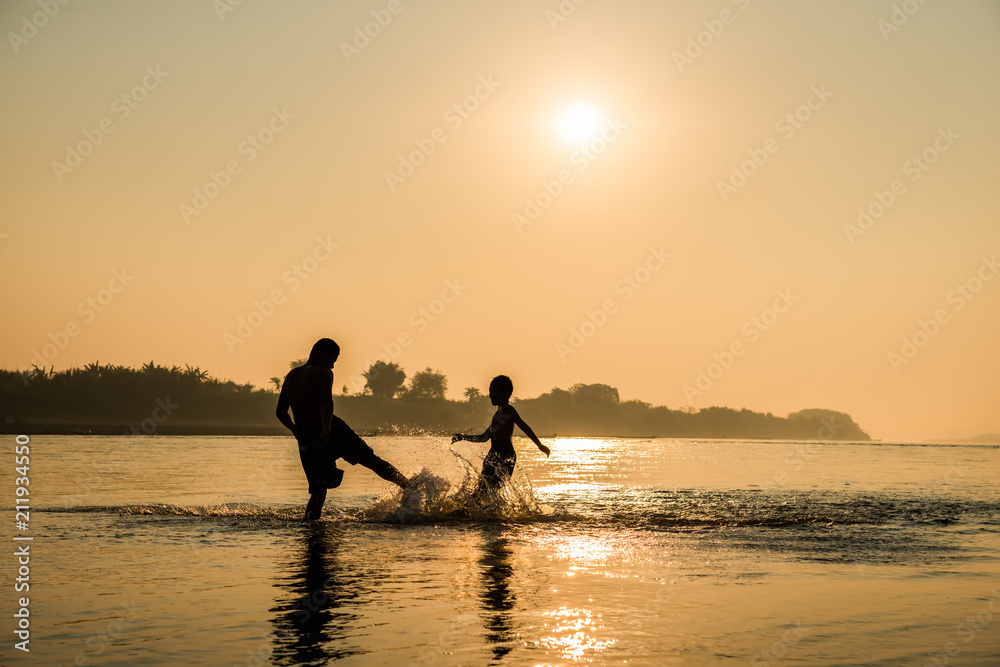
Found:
[277,338,408,520]
[452,375,549,499]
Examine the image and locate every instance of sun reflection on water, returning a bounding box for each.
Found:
[551,437,608,449]
[535,606,617,660]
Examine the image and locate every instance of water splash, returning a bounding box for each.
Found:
[356,460,552,524]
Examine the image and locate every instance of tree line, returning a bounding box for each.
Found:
[269,359,451,401]
[0,361,871,440]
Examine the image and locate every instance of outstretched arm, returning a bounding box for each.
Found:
[452,426,491,444]
[514,412,550,456]
[275,382,297,436]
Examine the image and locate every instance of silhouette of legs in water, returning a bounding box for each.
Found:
[304,489,328,521]
[302,453,407,521]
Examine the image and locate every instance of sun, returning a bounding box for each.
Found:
[557,103,603,145]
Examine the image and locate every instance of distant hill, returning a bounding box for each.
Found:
[1,363,870,441]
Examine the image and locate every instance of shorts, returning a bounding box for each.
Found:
[296,416,376,494]
[478,451,516,489]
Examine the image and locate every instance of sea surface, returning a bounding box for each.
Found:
[2,435,999,666]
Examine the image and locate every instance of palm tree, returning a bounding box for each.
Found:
[463,386,482,402]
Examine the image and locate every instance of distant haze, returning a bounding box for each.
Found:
[1,1,998,441]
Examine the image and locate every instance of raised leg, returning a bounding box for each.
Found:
[360,455,408,488]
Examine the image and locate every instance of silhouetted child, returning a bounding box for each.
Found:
[452,375,550,498]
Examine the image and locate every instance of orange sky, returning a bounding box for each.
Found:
[2,0,998,441]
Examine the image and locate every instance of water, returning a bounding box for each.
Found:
[2,435,999,665]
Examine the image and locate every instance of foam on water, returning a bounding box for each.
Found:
[49,502,307,522]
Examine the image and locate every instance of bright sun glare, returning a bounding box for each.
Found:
[558,103,603,145]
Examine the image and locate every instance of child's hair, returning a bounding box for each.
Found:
[309,338,340,361]
[490,375,514,400]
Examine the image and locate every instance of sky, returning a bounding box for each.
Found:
[1,0,998,441]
